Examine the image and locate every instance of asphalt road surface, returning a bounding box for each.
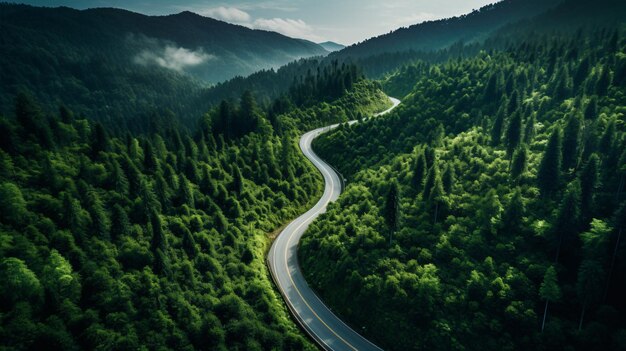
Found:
[267,97,400,351]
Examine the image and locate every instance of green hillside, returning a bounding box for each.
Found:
[301,7,626,351]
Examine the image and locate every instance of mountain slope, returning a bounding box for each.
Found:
[318,41,345,52]
[0,4,328,123]
[334,0,562,59]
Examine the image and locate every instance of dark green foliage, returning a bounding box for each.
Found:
[411,150,428,191]
[510,146,528,180]
[491,109,505,146]
[505,112,522,156]
[0,73,389,350]
[580,155,600,220]
[0,4,327,128]
[384,182,400,232]
[302,21,626,351]
[562,114,582,171]
[537,128,562,197]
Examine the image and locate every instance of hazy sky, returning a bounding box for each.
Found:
[14,0,498,44]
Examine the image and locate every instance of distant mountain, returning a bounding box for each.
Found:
[0,4,328,123]
[318,41,345,52]
[333,0,563,60]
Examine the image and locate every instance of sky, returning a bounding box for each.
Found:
[14,0,498,44]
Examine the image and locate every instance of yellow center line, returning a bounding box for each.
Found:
[281,130,358,351]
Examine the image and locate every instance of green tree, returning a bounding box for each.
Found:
[411,150,428,192]
[0,182,27,225]
[0,257,42,306]
[491,110,505,146]
[579,154,600,220]
[537,128,562,197]
[576,260,604,330]
[540,266,561,332]
[553,181,582,262]
[510,146,528,181]
[429,173,447,224]
[384,181,400,244]
[505,112,522,157]
[110,204,130,241]
[562,114,582,171]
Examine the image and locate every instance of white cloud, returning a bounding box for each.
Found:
[200,6,251,23]
[253,18,320,41]
[135,46,214,72]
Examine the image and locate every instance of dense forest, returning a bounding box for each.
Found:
[0,3,328,126]
[302,16,626,351]
[0,62,389,350]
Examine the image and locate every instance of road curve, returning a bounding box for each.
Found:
[267,97,400,351]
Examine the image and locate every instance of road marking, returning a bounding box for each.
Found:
[270,98,399,351]
[282,131,358,351]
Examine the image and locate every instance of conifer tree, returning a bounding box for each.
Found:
[562,114,582,171]
[412,150,428,192]
[110,204,130,242]
[505,112,522,157]
[540,266,561,332]
[537,128,562,197]
[491,110,505,146]
[384,182,400,244]
[510,146,528,181]
[580,154,600,220]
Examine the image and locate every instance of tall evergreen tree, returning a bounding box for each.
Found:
[412,150,428,192]
[537,128,562,197]
[384,181,400,244]
[562,114,582,171]
[505,112,522,157]
[540,266,561,332]
[491,109,505,146]
[580,154,600,220]
[510,146,528,181]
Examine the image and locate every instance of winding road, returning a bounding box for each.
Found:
[267,97,400,351]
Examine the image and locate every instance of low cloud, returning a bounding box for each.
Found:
[134,46,214,72]
[253,18,320,41]
[200,6,251,23]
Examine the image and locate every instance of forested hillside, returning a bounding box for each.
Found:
[331,0,562,65]
[0,63,389,350]
[0,4,327,124]
[302,17,626,351]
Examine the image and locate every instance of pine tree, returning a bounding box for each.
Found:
[553,181,582,262]
[143,141,158,174]
[232,166,244,195]
[412,151,428,192]
[596,67,612,96]
[150,210,167,253]
[505,112,522,157]
[540,266,561,332]
[429,174,446,224]
[384,182,400,244]
[510,146,528,181]
[562,114,582,171]
[576,260,604,330]
[491,110,505,146]
[598,120,615,155]
[537,128,562,197]
[90,122,109,158]
[584,96,598,121]
[523,112,536,144]
[580,154,600,220]
[422,164,439,200]
[502,189,525,233]
[86,189,109,241]
[110,204,130,242]
[442,164,455,193]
